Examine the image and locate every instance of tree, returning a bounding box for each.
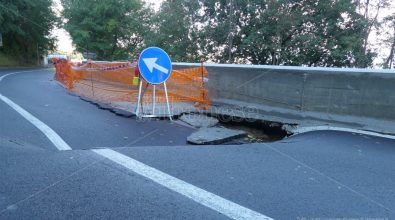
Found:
[58,0,383,67]
[382,15,395,69]
[354,0,390,66]
[144,0,200,62]
[194,0,373,67]
[0,0,57,64]
[61,0,151,60]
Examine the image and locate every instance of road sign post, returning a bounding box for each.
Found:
[135,47,173,120]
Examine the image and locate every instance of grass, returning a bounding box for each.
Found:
[0,52,41,67]
[0,52,20,67]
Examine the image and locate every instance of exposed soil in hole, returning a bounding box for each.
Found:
[214,115,290,144]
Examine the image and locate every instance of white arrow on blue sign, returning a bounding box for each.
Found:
[138,47,172,84]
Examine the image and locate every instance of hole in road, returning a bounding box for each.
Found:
[215,115,290,144]
[181,112,293,145]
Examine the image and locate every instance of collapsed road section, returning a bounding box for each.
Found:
[52,59,395,144]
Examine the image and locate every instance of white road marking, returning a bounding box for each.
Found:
[92,148,273,220]
[0,70,44,81]
[0,69,72,151]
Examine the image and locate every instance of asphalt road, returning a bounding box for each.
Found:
[1,68,394,220]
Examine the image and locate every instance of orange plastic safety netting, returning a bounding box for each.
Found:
[52,59,211,111]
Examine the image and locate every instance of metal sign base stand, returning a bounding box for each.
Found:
[135,80,172,121]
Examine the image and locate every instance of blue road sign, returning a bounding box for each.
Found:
[138,47,172,84]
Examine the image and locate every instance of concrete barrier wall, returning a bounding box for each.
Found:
[173,63,395,121]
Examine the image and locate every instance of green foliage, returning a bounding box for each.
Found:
[0,52,19,66]
[0,0,57,65]
[192,0,374,67]
[144,0,200,62]
[10,0,377,67]
[61,0,151,60]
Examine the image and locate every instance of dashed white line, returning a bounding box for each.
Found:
[0,69,72,151]
[92,148,273,220]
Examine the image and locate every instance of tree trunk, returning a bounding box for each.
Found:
[227,0,234,63]
[384,26,395,69]
[110,34,118,61]
[363,0,381,55]
[364,0,370,18]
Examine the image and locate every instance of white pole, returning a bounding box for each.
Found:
[135,80,143,117]
[163,82,172,120]
[152,84,156,115]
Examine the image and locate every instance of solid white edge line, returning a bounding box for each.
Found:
[92,148,273,220]
[0,69,72,151]
[292,126,395,140]
[0,70,46,81]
